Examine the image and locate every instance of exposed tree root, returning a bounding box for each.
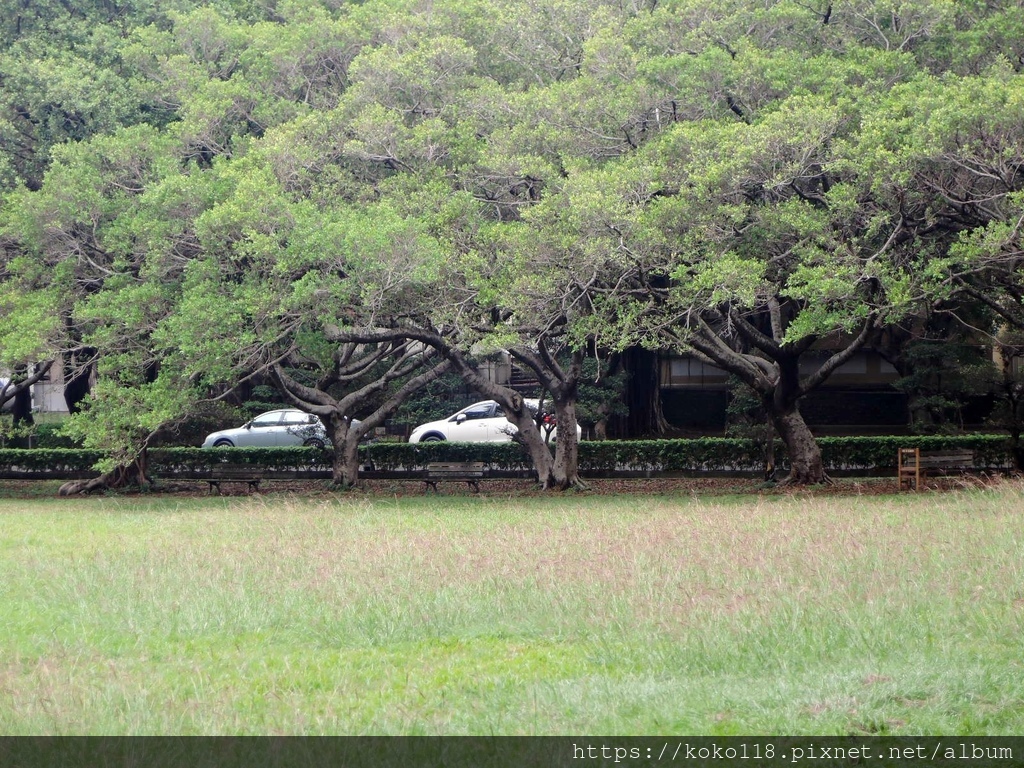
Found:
[538,474,591,491]
[776,471,835,487]
[58,454,153,496]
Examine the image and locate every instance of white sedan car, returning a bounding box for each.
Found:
[202,409,331,448]
[408,400,580,443]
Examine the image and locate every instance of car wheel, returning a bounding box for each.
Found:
[420,434,446,442]
[213,439,234,448]
[303,438,326,449]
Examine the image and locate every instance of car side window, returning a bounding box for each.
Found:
[494,405,505,417]
[251,413,282,427]
[280,411,311,426]
[460,406,492,421]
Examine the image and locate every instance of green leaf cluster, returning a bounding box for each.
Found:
[2,0,1023,463]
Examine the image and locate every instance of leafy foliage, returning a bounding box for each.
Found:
[392,372,476,427]
[1,0,1023,488]
[893,342,999,434]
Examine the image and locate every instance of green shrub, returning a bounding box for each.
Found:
[816,435,1011,470]
[0,435,1014,478]
[364,441,532,472]
[29,423,81,449]
[0,420,81,449]
[147,447,332,472]
[149,402,248,447]
[391,372,476,428]
[578,438,765,473]
[0,449,107,474]
[364,435,1014,474]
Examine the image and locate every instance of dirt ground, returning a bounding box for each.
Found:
[0,473,1006,499]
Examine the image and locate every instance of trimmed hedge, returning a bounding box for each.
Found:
[0,447,331,478]
[148,446,332,473]
[366,435,1015,474]
[0,449,108,475]
[578,439,762,474]
[816,435,1012,472]
[363,441,532,472]
[0,435,1014,479]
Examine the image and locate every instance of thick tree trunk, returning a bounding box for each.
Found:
[764,417,777,481]
[622,347,669,437]
[335,440,362,489]
[63,354,94,414]
[58,451,153,496]
[8,385,34,448]
[509,346,588,490]
[502,404,557,487]
[770,404,827,485]
[11,386,33,429]
[550,399,585,490]
[10,363,35,447]
[325,417,361,488]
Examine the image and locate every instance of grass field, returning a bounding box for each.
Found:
[0,481,1022,735]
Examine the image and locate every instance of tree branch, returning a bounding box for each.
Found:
[798,314,879,395]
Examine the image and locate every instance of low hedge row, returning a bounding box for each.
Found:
[0,449,108,474]
[815,435,1012,471]
[0,434,1014,477]
[363,434,1015,473]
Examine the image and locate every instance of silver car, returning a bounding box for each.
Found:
[202,409,330,448]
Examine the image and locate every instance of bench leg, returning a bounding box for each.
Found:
[466,479,479,493]
[424,480,438,493]
[208,481,221,495]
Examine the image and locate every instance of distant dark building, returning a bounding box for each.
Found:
[659,351,913,436]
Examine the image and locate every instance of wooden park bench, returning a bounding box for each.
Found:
[898,447,976,491]
[207,466,296,494]
[423,461,487,493]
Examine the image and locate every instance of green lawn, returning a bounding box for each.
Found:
[0,483,1022,735]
